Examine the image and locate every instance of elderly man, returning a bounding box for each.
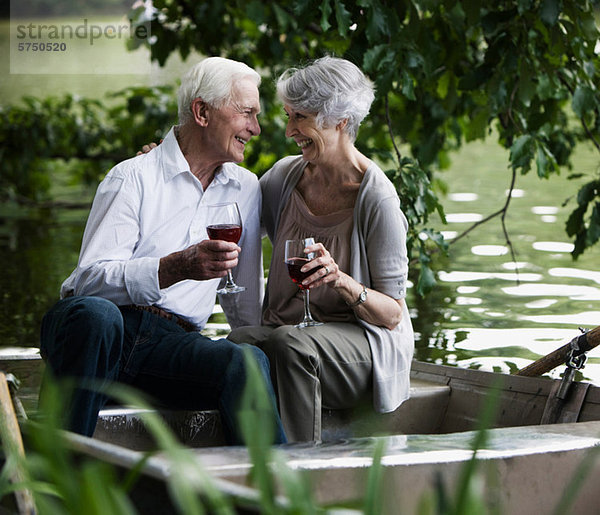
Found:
[39,57,286,445]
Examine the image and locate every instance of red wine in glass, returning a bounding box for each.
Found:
[286,258,323,290]
[205,202,245,294]
[284,238,323,328]
[207,224,242,243]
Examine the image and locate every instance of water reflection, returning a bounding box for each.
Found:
[531,206,559,215]
[533,241,575,253]
[446,327,600,382]
[0,211,85,346]
[445,213,483,223]
[522,311,600,326]
[506,188,525,197]
[525,299,557,309]
[502,261,530,270]
[456,297,482,305]
[549,267,600,284]
[502,283,600,300]
[441,231,457,240]
[449,193,478,202]
[456,286,479,294]
[439,271,543,282]
[471,245,508,256]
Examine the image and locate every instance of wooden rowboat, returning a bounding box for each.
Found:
[2,326,600,513]
[66,360,600,514]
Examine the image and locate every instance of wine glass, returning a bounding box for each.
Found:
[285,238,323,328]
[205,202,245,294]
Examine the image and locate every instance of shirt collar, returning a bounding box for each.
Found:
[159,127,192,182]
[159,126,242,187]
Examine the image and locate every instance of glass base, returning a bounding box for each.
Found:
[217,285,246,295]
[295,320,324,329]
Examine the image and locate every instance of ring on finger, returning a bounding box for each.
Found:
[324,266,330,275]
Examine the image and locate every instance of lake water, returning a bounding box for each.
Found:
[417,138,600,383]
[1,17,599,385]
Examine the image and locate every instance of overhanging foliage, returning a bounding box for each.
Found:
[1,0,599,295]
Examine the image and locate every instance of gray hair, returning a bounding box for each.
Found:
[177,57,261,125]
[276,56,375,141]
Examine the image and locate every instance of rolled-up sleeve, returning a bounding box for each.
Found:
[366,196,409,300]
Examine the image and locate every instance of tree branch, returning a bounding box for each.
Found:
[501,166,520,285]
[385,93,403,165]
[557,74,600,154]
[449,166,520,285]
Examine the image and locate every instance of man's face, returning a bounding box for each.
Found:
[206,78,261,164]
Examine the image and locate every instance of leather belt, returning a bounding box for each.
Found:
[122,305,196,332]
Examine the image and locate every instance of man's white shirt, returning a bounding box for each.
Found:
[61,127,263,330]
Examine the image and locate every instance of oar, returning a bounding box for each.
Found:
[515,325,600,377]
[0,371,36,514]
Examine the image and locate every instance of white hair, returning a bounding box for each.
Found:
[276,56,375,141]
[177,57,261,125]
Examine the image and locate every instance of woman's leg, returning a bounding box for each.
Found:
[230,323,372,442]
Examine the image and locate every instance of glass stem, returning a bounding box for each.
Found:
[225,270,235,287]
[302,289,315,323]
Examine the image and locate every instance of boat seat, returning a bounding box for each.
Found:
[1,347,452,447]
[93,377,451,450]
[321,378,451,440]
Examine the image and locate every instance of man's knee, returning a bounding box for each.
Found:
[41,296,124,361]
[66,296,122,327]
[43,296,121,329]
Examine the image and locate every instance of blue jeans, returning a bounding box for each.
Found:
[39,296,286,445]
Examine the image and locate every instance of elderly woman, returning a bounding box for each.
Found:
[229,56,414,442]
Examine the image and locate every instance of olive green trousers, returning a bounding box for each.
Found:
[228,322,372,442]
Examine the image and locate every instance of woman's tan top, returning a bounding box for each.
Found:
[262,189,355,326]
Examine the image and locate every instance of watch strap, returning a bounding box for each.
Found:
[347,284,367,307]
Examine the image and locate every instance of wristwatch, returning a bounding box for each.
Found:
[347,284,368,307]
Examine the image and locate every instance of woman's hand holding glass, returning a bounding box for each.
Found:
[285,238,341,328]
[297,241,340,290]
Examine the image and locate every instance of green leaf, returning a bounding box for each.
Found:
[437,71,451,99]
[292,0,313,16]
[517,0,535,15]
[272,4,296,31]
[245,0,267,24]
[416,263,437,297]
[535,143,557,179]
[362,44,388,73]
[572,86,595,119]
[365,1,390,43]
[334,0,352,37]
[577,180,600,205]
[540,0,560,26]
[567,205,586,237]
[401,71,416,101]
[320,0,332,32]
[586,203,600,246]
[509,134,534,169]
[578,10,600,40]
[465,108,489,142]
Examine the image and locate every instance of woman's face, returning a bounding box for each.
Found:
[283,105,337,162]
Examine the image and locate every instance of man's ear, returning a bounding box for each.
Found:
[191,97,209,127]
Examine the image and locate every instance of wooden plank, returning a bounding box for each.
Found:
[0,372,36,514]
